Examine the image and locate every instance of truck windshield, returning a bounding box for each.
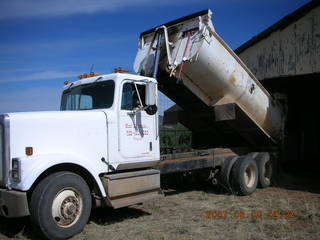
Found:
[61,80,115,110]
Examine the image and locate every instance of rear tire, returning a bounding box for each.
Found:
[256,154,272,188]
[231,157,258,196]
[30,171,92,240]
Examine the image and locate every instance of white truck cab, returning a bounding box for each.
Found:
[0,72,161,240]
[61,72,160,170]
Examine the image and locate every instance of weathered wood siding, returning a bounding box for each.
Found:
[238,6,320,80]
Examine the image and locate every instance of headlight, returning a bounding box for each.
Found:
[11,158,21,182]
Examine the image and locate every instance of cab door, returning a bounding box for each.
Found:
[118,81,156,160]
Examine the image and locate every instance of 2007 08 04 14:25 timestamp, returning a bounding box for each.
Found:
[204,210,295,220]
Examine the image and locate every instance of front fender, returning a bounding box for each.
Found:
[10,153,107,197]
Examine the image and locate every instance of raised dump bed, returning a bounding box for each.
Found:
[134,9,284,149]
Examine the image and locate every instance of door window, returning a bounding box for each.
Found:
[121,83,146,110]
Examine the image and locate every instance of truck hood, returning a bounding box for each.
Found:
[7,110,109,160]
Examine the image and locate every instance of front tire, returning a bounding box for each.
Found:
[30,171,92,240]
[231,157,258,196]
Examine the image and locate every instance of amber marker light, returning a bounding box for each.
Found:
[113,67,131,73]
[25,147,33,156]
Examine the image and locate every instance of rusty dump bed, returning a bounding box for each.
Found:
[134,10,284,149]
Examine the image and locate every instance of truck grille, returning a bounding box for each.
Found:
[0,124,3,181]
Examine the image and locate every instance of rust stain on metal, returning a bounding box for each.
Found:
[228,75,236,86]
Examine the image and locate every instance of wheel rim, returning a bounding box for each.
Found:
[244,164,256,188]
[52,188,83,228]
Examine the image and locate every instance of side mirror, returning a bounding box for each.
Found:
[145,105,157,115]
[145,81,157,115]
[145,82,157,106]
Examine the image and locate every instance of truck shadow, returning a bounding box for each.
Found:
[0,208,150,239]
[89,207,151,225]
[160,173,230,197]
[162,185,228,197]
[0,216,42,240]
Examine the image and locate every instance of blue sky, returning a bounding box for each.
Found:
[0,0,310,113]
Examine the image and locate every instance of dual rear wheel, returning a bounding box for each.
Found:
[231,154,272,196]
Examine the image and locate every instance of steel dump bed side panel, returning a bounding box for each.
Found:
[134,10,284,147]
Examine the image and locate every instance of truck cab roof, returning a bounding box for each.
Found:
[63,73,157,91]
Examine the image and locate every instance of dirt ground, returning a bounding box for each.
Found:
[0,175,319,240]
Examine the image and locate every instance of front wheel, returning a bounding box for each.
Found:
[30,171,92,240]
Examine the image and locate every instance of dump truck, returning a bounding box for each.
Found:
[0,9,284,240]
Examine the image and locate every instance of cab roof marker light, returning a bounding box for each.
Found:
[78,72,101,80]
[113,67,131,73]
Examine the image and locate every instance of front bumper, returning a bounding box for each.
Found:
[0,189,30,218]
